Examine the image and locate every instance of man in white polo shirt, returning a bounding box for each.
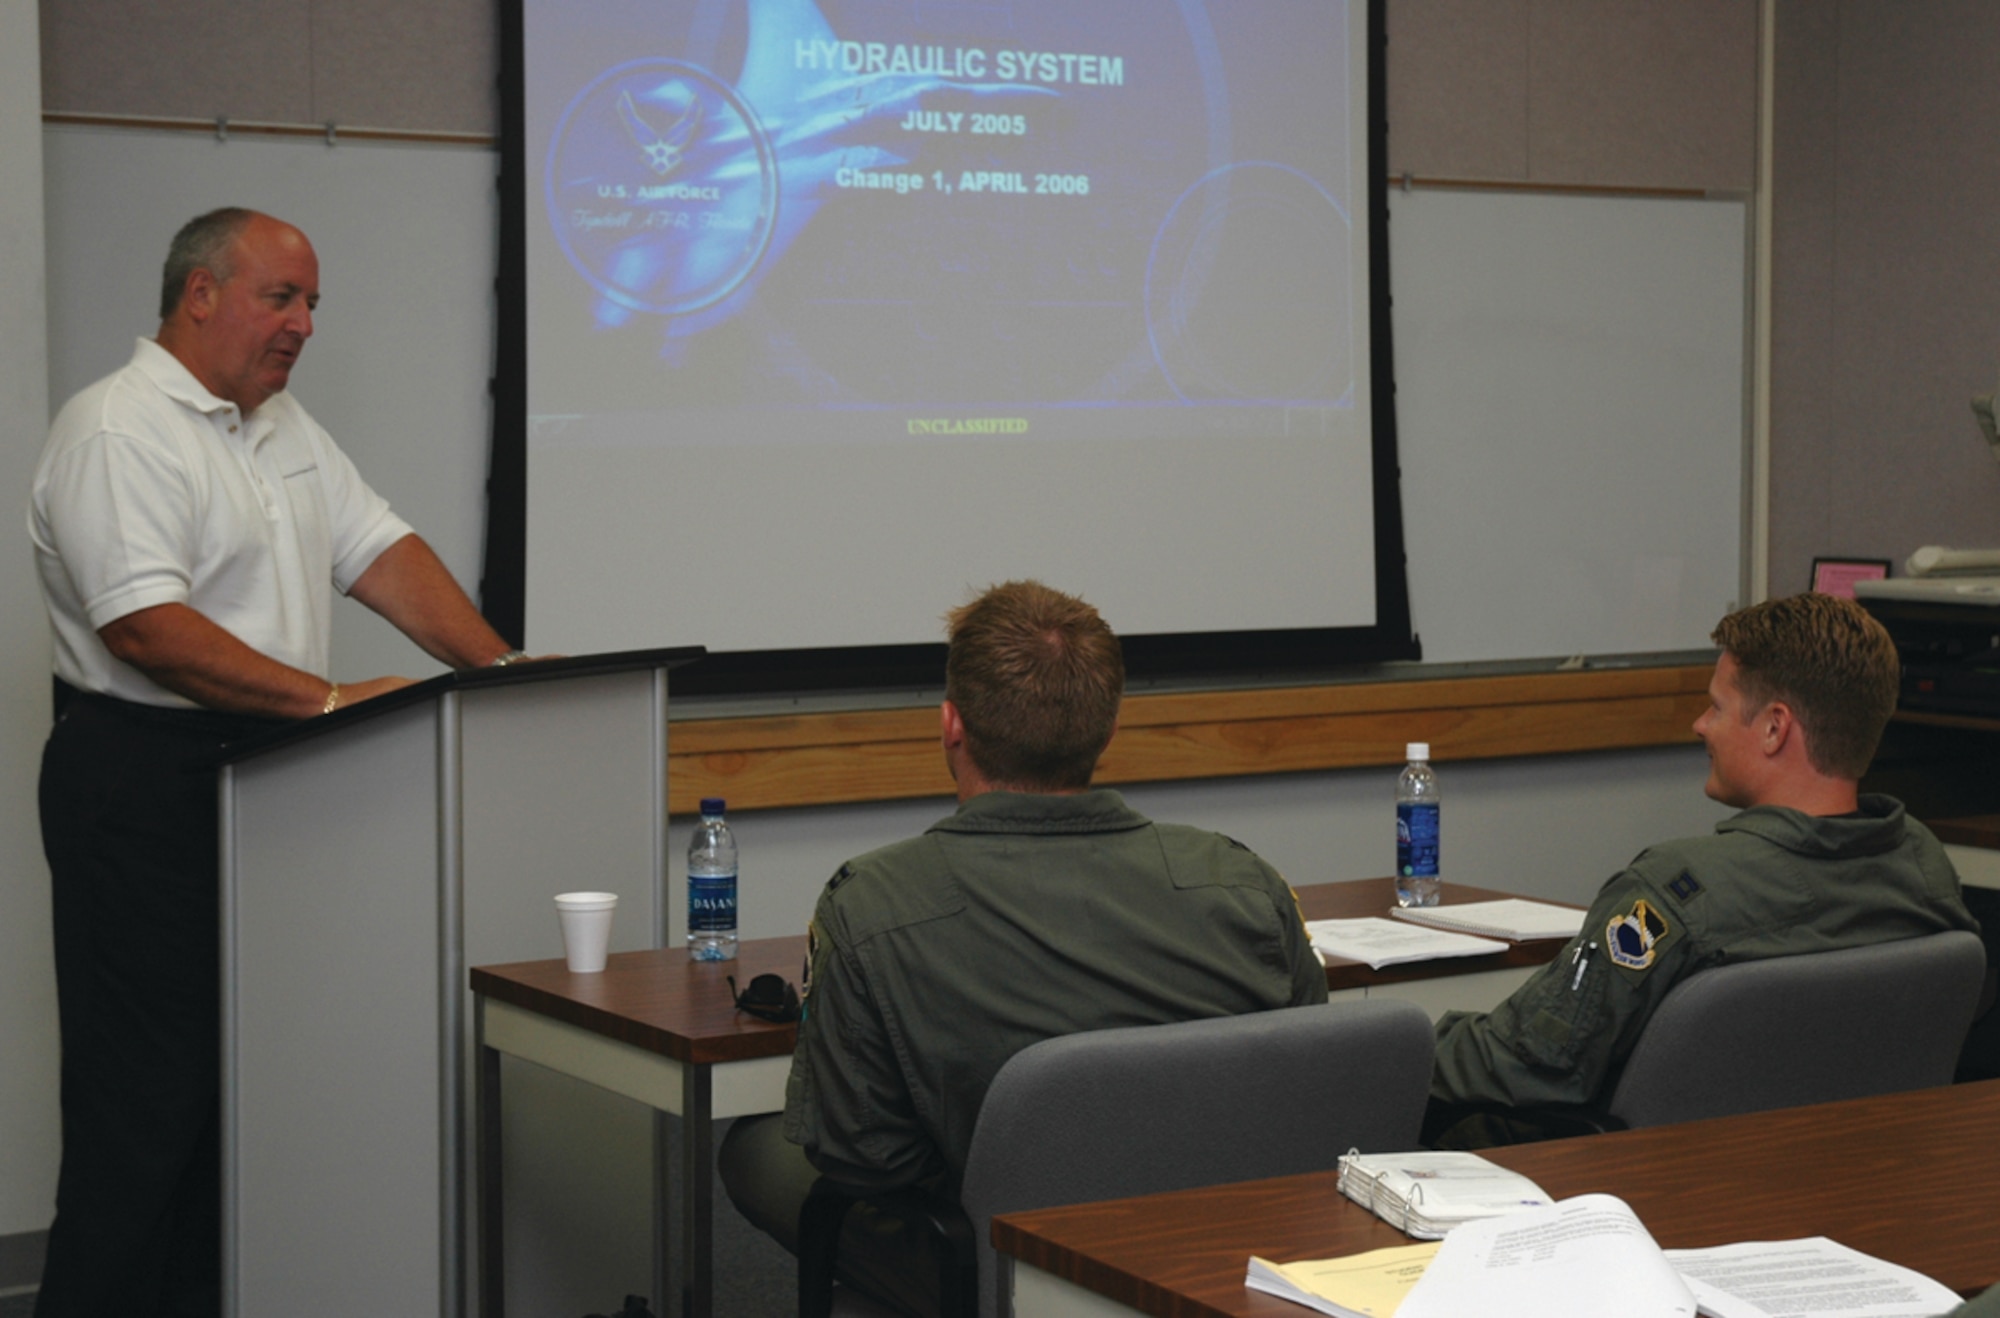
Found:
[28,207,519,1317]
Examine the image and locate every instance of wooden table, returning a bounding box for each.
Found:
[994,1079,2000,1318]
[471,937,803,1318]
[468,879,1570,1318]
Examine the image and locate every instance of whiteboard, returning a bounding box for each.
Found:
[1388,187,1748,663]
[42,130,1748,673]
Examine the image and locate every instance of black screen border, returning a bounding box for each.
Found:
[484,0,1417,696]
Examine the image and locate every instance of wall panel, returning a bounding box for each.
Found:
[1767,1,2000,587]
[311,0,498,133]
[1385,0,1531,181]
[39,0,314,124]
[1528,0,1757,191]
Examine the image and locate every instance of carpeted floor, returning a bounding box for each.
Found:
[0,1207,794,1318]
[711,1145,800,1318]
[0,1119,803,1318]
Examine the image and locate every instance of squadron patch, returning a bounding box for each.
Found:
[1606,899,1670,971]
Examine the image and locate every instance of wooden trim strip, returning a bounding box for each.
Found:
[668,665,1711,814]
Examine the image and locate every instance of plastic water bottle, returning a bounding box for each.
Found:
[1395,743,1442,908]
[687,797,738,961]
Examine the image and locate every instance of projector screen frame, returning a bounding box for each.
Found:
[485,0,1418,697]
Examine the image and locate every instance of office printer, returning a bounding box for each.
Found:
[1858,548,2000,716]
[1851,374,2000,714]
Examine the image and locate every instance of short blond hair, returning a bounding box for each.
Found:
[1711,594,1900,779]
[944,581,1123,791]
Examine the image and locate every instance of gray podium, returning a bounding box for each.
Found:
[216,648,703,1318]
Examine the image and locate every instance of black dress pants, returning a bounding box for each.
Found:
[34,692,277,1318]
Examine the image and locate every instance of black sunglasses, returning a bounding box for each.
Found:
[729,973,800,1024]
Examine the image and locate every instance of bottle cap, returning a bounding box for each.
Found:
[1406,742,1430,761]
[700,797,727,816]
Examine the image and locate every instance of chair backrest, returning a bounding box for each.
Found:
[1605,930,1988,1129]
[960,998,1435,1318]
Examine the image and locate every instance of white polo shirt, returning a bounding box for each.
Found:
[30,338,415,708]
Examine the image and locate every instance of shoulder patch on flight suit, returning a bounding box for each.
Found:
[1666,870,1703,902]
[825,862,855,892]
[1606,898,1670,971]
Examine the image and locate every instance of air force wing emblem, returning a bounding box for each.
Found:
[618,87,702,177]
[1606,898,1670,971]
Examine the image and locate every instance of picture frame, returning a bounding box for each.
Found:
[1810,557,1891,598]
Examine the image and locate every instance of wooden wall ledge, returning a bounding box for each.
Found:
[667,664,1712,815]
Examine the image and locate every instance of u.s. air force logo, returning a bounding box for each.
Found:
[544,58,777,317]
[1606,899,1670,971]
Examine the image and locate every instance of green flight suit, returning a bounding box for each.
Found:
[784,788,1328,1190]
[1431,795,1979,1112]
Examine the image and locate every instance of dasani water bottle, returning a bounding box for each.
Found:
[1395,743,1442,908]
[687,797,738,960]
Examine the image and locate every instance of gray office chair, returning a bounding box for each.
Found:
[1602,930,1988,1129]
[798,998,1436,1318]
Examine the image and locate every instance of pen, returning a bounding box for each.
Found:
[1570,941,1596,991]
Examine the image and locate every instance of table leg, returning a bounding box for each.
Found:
[681,1064,714,1318]
[654,1110,671,1318]
[476,1005,504,1318]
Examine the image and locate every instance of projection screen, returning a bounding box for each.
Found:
[494,0,1413,688]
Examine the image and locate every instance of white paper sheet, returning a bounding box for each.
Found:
[1395,1195,1698,1318]
[1667,1238,1964,1318]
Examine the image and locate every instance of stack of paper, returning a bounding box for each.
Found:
[1388,898,1585,941]
[1305,918,1508,969]
[1334,1151,1552,1239]
[1246,1244,1439,1318]
[1249,1195,1966,1318]
[1395,1195,1697,1318]
[1396,1196,1965,1318]
[1668,1236,1966,1318]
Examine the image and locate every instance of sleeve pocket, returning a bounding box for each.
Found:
[1516,959,1608,1071]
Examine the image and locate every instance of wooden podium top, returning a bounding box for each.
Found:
[218,644,706,763]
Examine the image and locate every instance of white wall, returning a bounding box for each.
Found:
[1,0,59,1241]
[704,744,1727,949]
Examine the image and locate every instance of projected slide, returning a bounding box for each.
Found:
[529,0,1357,428]
[520,0,1386,661]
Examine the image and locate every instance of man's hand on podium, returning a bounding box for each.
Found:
[324,675,417,714]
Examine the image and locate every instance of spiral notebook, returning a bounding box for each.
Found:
[1335,1151,1553,1239]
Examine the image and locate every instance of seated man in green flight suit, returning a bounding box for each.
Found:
[717,579,1327,1317]
[1425,592,1979,1148]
